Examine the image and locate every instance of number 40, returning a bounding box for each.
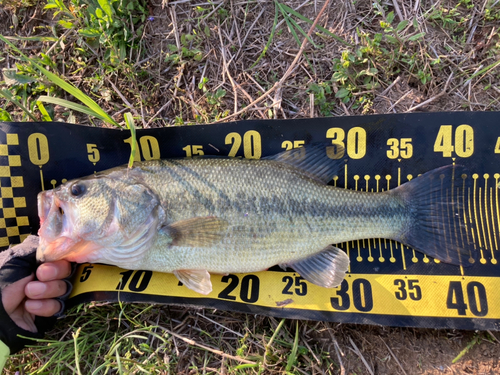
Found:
[434,125,474,158]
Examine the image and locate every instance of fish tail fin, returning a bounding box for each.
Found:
[392,165,476,266]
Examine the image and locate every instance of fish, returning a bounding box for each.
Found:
[36,144,476,295]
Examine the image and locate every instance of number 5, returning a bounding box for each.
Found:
[87,144,100,163]
[80,265,94,282]
[399,138,413,159]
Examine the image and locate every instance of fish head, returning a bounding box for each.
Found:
[37,172,163,265]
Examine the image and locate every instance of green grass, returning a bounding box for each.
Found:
[7,304,335,374]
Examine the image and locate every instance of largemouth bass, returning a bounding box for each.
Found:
[36,145,476,294]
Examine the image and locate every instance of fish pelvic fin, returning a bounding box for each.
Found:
[165,217,228,247]
[392,164,477,267]
[174,269,212,295]
[284,245,350,288]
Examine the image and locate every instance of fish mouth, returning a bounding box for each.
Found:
[36,190,105,264]
[37,190,79,262]
[37,189,53,227]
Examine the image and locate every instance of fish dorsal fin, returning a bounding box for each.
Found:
[166,217,228,247]
[282,245,350,288]
[263,143,345,184]
[174,269,212,295]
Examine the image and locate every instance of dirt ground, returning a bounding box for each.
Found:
[328,324,500,374]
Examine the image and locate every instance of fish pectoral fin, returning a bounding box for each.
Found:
[284,245,350,288]
[164,217,228,247]
[278,264,288,271]
[174,269,212,295]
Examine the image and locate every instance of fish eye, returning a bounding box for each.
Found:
[70,183,86,197]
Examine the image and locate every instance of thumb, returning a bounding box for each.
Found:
[2,274,34,315]
[2,274,37,332]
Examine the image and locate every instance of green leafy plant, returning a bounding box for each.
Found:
[0,0,38,9]
[0,34,120,126]
[485,0,500,21]
[194,77,229,123]
[357,11,434,85]
[164,32,204,66]
[307,82,334,116]
[331,49,379,110]
[380,12,426,45]
[45,0,147,66]
[1,56,58,122]
[427,1,474,43]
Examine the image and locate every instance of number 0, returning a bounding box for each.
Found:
[140,136,161,160]
[28,133,49,165]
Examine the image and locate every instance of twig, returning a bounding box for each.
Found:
[413,0,420,13]
[328,330,345,375]
[234,7,266,62]
[150,321,256,365]
[379,76,401,97]
[170,6,181,51]
[217,20,267,118]
[487,330,500,344]
[405,72,453,112]
[212,0,333,123]
[348,337,374,375]
[195,312,265,350]
[217,22,237,113]
[303,339,321,365]
[309,93,314,118]
[388,90,412,111]
[462,64,483,88]
[145,99,172,127]
[380,337,408,375]
[45,28,72,56]
[106,78,146,127]
[244,72,276,104]
[392,0,404,22]
[172,62,186,101]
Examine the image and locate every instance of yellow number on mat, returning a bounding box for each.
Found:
[28,133,50,165]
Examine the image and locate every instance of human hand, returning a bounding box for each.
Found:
[0,236,72,353]
[3,260,72,332]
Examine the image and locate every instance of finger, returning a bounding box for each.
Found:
[2,274,35,315]
[25,280,68,299]
[36,260,72,282]
[24,299,62,317]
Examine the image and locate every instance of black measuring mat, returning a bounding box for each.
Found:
[0,112,499,330]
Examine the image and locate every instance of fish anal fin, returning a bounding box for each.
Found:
[284,245,350,288]
[174,269,212,295]
[166,217,228,247]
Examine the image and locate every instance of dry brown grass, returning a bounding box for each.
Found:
[1,0,500,373]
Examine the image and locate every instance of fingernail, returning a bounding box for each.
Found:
[41,263,58,279]
[27,282,47,296]
[25,299,43,311]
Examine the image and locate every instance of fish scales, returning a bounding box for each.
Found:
[124,158,404,273]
